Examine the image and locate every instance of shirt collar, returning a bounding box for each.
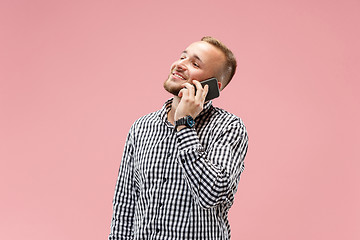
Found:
[158,98,213,123]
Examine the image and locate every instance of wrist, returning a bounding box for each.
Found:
[175,115,195,130]
[176,125,187,131]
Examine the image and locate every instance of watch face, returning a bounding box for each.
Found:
[186,116,195,127]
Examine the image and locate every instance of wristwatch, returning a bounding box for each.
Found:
[175,115,195,128]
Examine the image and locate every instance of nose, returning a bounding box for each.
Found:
[174,59,187,71]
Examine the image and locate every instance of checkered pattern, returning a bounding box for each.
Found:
[109,98,248,240]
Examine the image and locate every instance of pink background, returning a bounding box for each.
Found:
[1,0,359,239]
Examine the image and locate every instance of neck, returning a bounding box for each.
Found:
[167,96,181,125]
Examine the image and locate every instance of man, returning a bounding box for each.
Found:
[109,36,248,240]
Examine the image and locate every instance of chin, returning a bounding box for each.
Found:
[163,79,181,96]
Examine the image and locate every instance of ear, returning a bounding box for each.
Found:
[218,81,222,91]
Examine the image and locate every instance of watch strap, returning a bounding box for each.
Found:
[175,116,195,128]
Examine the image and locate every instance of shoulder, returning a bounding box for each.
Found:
[208,107,249,148]
[202,106,248,144]
[134,110,160,124]
[210,106,246,130]
[130,110,161,131]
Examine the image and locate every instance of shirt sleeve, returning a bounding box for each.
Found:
[109,130,136,240]
[176,119,248,210]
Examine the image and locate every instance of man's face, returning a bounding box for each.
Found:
[164,41,226,96]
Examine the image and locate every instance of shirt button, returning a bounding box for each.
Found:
[156,228,160,233]
[163,177,167,183]
[159,203,163,207]
[167,152,172,157]
[181,159,185,163]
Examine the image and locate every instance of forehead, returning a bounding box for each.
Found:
[185,41,225,63]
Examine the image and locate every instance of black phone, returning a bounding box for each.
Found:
[199,77,220,101]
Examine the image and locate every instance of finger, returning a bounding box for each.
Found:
[192,80,203,92]
[193,80,204,100]
[202,84,209,101]
[178,87,187,98]
[183,82,196,98]
[178,89,183,98]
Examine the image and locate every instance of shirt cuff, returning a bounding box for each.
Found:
[176,127,205,163]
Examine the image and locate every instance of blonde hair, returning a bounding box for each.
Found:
[201,36,237,89]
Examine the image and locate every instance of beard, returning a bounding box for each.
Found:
[163,76,182,96]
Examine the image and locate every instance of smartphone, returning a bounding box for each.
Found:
[199,77,220,101]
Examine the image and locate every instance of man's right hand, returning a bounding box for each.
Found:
[174,80,209,122]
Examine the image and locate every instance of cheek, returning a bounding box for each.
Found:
[190,70,209,80]
[169,61,178,71]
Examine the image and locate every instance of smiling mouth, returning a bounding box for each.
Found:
[173,72,186,80]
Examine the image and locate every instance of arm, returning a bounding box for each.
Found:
[176,119,248,209]
[109,130,136,240]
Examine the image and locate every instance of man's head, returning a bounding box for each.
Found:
[201,36,237,90]
[164,36,237,96]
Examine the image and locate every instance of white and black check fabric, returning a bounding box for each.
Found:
[109,98,248,240]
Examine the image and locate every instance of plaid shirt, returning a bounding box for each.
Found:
[109,98,248,240]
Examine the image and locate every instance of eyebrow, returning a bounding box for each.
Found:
[182,51,203,63]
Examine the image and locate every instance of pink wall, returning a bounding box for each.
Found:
[1,0,359,239]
